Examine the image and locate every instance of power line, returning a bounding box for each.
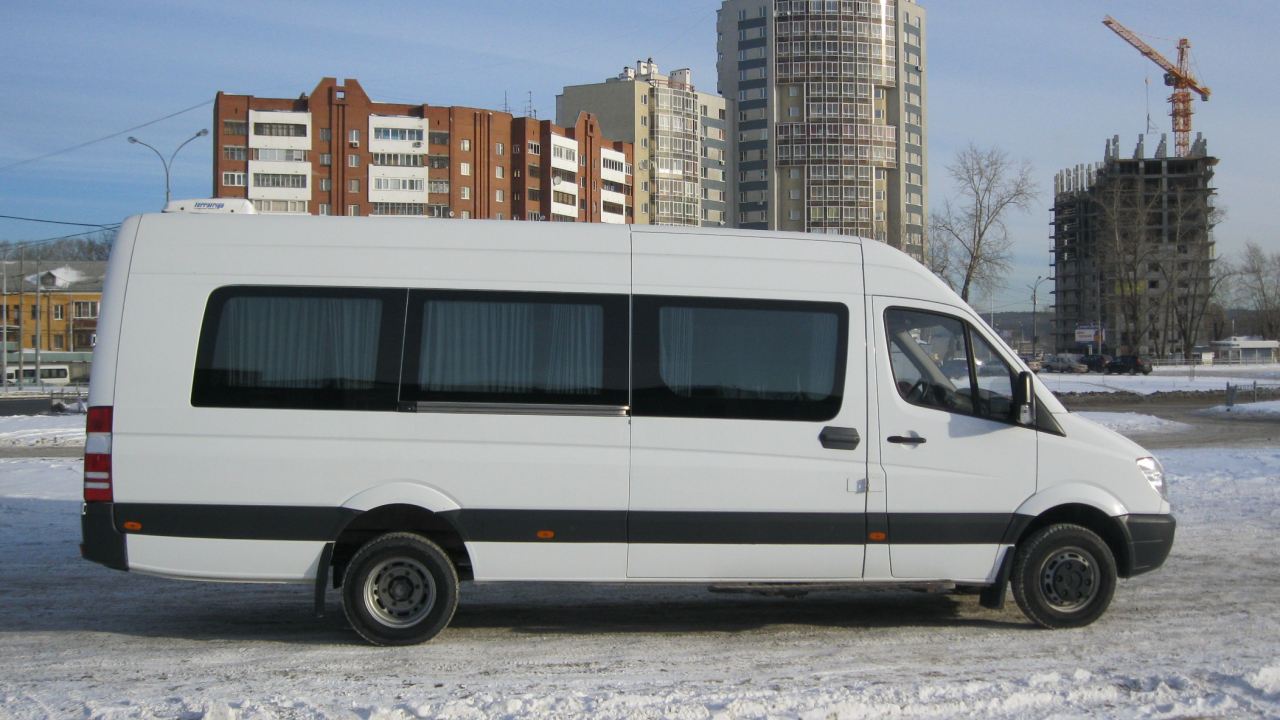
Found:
[5,225,121,248]
[0,99,213,174]
[0,214,115,228]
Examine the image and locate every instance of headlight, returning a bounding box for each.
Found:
[1137,456,1167,500]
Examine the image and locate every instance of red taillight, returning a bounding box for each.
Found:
[84,406,113,503]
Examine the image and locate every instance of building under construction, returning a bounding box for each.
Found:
[1051,134,1218,358]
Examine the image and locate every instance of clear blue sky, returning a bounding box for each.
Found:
[2,1,1274,311]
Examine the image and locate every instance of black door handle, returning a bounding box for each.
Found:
[887,435,927,445]
[819,426,860,450]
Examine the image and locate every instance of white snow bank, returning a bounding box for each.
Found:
[0,414,85,447]
[0,447,1276,719]
[1200,399,1280,418]
[1039,371,1280,396]
[1076,411,1192,434]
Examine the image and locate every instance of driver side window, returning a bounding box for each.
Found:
[885,308,1018,423]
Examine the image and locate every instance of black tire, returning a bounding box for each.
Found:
[341,532,459,646]
[1011,524,1116,629]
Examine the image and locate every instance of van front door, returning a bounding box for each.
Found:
[626,231,868,580]
[871,298,1037,581]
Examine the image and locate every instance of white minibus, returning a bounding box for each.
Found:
[81,213,1174,645]
[6,364,71,386]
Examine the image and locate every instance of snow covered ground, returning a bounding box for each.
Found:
[1201,399,1280,418]
[1,444,1277,718]
[0,414,85,448]
[1037,366,1280,396]
[1075,411,1193,434]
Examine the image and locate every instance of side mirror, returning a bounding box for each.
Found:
[1014,370,1035,426]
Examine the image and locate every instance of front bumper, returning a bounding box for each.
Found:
[1119,513,1176,577]
[81,502,128,571]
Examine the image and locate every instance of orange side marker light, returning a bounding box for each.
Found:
[868,531,887,542]
[536,530,556,540]
[122,521,142,532]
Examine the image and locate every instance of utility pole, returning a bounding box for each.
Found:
[1029,275,1046,356]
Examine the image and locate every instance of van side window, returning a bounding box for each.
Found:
[884,308,1017,423]
[192,287,406,410]
[632,296,847,421]
[401,290,628,407]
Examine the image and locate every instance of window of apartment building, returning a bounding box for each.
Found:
[320,153,332,166]
[320,178,332,191]
[528,188,541,202]
[318,203,331,216]
[428,155,449,169]
[347,204,360,216]
[373,153,425,167]
[553,190,575,206]
[221,172,246,187]
[223,120,247,136]
[496,189,505,203]
[52,334,65,351]
[429,179,450,194]
[52,305,64,320]
[373,177,424,192]
[349,179,360,193]
[496,166,504,179]
[348,154,360,168]
[372,203,426,216]
[527,142,541,155]
[460,139,471,152]
[460,187,471,200]
[460,210,471,219]
[252,200,308,214]
[74,301,99,319]
[253,122,307,137]
[223,145,247,161]
[496,142,505,156]
[252,173,306,189]
[349,129,360,144]
[252,148,308,162]
[641,116,648,127]
[428,132,450,145]
[320,128,332,141]
[373,128,424,141]
[459,162,471,176]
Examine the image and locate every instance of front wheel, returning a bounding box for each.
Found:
[1011,524,1116,629]
[342,532,459,645]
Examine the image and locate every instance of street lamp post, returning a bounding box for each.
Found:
[127,129,209,207]
[1029,275,1047,356]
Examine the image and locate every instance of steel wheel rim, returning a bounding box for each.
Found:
[1039,546,1100,612]
[363,557,437,628]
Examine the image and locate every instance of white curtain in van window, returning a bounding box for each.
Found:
[420,300,602,395]
[214,296,381,388]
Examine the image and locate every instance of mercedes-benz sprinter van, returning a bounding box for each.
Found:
[81,213,1174,645]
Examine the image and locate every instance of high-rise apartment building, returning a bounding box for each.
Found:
[1051,134,1218,357]
[557,60,729,227]
[213,78,634,223]
[716,0,927,261]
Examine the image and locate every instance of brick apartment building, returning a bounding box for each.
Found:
[212,78,635,223]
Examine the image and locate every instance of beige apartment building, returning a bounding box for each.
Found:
[557,60,729,227]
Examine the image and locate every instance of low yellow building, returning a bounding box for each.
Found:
[2,262,104,378]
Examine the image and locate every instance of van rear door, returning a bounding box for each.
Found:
[627,231,868,580]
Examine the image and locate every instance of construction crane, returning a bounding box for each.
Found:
[1102,15,1211,157]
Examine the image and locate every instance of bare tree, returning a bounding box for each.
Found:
[929,144,1036,302]
[1157,188,1227,358]
[1235,240,1280,338]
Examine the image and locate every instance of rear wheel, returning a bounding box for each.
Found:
[1012,524,1116,629]
[341,532,458,645]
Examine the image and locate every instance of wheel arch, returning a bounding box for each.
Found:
[332,501,472,583]
[1013,503,1134,578]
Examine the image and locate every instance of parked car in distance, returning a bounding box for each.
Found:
[1080,354,1112,373]
[1019,354,1043,372]
[1106,355,1153,375]
[1043,355,1088,373]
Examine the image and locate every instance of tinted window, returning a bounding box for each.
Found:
[401,290,628,407]
[192,287,405,410]
[633,295,847,420]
